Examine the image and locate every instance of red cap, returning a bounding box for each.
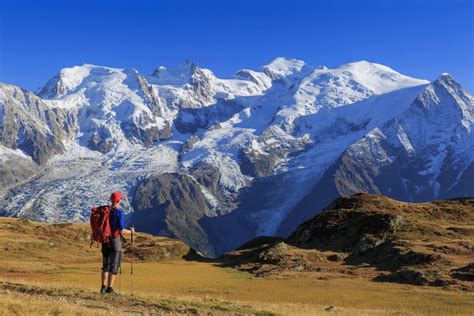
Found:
[110,192,124,203]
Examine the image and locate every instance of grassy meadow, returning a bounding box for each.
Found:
[0,218,473,315]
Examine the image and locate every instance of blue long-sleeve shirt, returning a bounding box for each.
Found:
[109,208,125,237]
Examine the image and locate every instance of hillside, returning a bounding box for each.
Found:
[222,193,474,291]
[0,210,473,315]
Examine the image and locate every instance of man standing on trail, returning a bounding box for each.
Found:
[101,192,135,295]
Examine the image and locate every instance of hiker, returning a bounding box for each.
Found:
[100,192,135,295]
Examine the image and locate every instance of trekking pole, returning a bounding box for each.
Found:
[130,226,134,297]
[119,233,126,295]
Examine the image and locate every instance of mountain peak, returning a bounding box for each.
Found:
[152,59,199,74]
[150,59,210,85]
[433,72,457,87]
[426,72,469,100]
[38,65,92,99]
[37,64,126,99]
[401,72,474,134]
[265,57,306,67]
[305,61,429,98]
[339,60,403,75]
[263,57,310,79]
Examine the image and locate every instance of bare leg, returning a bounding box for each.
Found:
[102,271,108,287]
[107,273,116,288]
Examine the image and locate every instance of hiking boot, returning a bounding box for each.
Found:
[105,287,118,296]
[100,286,107,295]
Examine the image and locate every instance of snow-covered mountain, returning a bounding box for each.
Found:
[0,57,472,257]
[278,73,474,235]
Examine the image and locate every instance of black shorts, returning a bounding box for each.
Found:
[101,237,122,275]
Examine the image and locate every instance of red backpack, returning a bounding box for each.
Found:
[90,205,112,247]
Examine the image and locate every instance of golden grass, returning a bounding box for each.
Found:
[0,217,473,315]
[0,292,111,316]
[2,259,473,315]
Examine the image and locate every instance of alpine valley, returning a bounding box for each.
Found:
[1,58,472,257]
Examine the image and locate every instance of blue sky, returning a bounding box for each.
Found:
[0,0,473,91]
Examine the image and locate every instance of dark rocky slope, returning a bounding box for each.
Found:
[130,173,215,257]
